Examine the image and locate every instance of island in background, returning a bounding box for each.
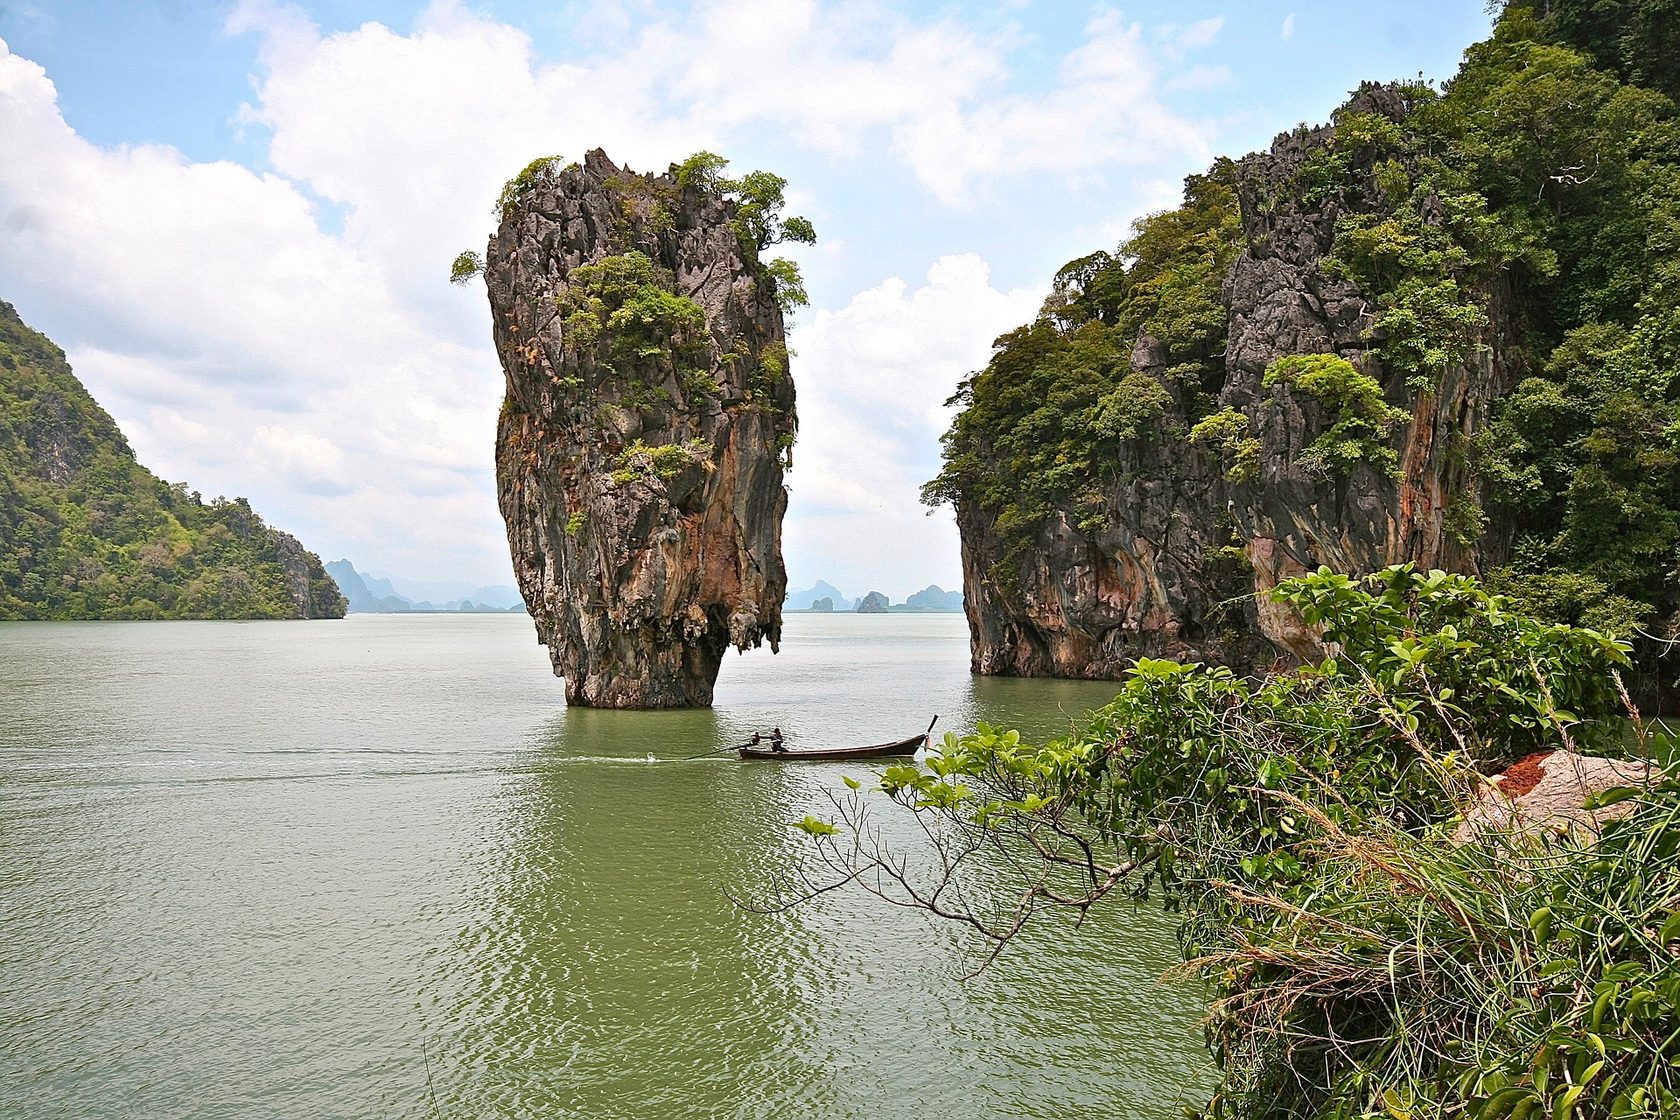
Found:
[785,580,964,613]
[325,559,525,614]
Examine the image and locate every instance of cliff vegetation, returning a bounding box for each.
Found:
[926,1,1680,695]
[0,301,344,620]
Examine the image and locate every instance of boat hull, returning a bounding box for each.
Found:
[737,733,925,761]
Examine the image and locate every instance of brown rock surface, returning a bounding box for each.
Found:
[485,150,795,708]
[1453,750,1652,843]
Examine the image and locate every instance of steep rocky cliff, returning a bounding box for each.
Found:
[952,86,1502,677]
[485,150,797,708]
[934,10,1680,690]
[0,300,344,620]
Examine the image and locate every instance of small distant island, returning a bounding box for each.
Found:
[784,580,964,613]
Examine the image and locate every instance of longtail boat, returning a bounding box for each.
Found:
[737,717,937,761]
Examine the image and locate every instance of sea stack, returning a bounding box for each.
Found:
[485,150,796,708]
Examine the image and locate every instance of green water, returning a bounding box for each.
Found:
[0,613,1211,1118]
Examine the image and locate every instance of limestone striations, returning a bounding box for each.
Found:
[943,85,1509,678]
[486,150,796,708]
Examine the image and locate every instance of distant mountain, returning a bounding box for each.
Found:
[855,591,890,614]
[327,559,526,614]
[366,572,525,611]
[810,596,834,612]
[786,579,850,610]
[900,584,964,612]
[0,300,343,620]
[324,560,412,613]
[361,571,404,602]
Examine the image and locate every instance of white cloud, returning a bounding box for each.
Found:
[784,254,1041,596]
[1170,17,1226,51]
[1282,12,1297,40]
[0,37,503,579]
[227,0,1216,216]
[0,1,1227,588]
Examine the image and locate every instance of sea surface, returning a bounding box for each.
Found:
[0,613,1211,1119]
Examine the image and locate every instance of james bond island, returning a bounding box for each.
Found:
[477,149,809,708]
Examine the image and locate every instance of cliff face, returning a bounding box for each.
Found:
[486,150,795,708]
[0,300,345,620]
[952,86,1510,677]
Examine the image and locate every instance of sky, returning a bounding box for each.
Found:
[0,0,1496,599]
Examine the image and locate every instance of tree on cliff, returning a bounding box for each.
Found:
[675,151,816,313]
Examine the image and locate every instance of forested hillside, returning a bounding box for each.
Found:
[927,0,1680,695]
[0,301,344,620]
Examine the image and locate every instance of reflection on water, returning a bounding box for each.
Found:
[0,614,1212,1119]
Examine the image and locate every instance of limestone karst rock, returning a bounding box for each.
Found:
[486,150,796,708]
[948,85,1507,679]
[0,300,344,620]
[855,591,889,614]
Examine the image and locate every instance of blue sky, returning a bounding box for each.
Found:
[0,1,1495,596]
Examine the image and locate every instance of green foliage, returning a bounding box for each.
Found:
[449,250,483,285]
[1189,407,1262,484]
[671,151,816,319]
[673,150,730,193]
[1478,319,1680,631]
[559,251,713,388]
[0,303,344,620]
[1442,491,1488,546]
[763,257,808,313]
[924,166,1243,548]
[1278,564,1629,761]
[613,438,710,485]
[1088,372,1173,442]
[564,511,588,537]
[790,568,1665,1120]
[1264,354,1409,476]
[495,155,565,221]
[1487,565,1650,639]
[1507,0,1680,107]
[758,341,791,382]
[729,169,816,252]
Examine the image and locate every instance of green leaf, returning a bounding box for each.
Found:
[1582,785,1637,810]
[794,815,839,837]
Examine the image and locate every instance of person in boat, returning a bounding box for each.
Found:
[749,732,762,746]
[771,727,786,752]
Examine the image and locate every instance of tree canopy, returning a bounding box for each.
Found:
[0,302,344,620]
